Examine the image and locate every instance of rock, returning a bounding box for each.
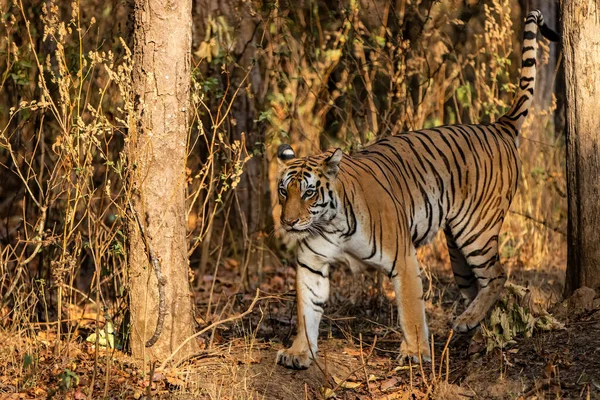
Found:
[568,287,596,314]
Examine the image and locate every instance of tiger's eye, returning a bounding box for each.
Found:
[303,189,315,199]
[278,187,287,197]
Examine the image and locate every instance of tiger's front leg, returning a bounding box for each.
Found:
[277,255,330,369]
[392,251,431,364]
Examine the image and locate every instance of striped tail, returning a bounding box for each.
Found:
[498,10,560,136]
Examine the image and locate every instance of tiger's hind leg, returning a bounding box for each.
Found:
[444,229,478,305]
[451,224,506,333]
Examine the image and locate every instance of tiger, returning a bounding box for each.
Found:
[275,10,559,369]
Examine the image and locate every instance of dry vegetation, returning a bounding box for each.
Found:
[1,0,596,399]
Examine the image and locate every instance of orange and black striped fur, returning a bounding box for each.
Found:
[276,11,559,369]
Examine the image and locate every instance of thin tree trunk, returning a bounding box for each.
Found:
[563,0,600,296]
[128,0,198,361]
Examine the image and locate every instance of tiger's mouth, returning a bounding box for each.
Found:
[281,219,313,233]
[283,224,310,232]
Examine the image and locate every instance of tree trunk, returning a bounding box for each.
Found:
[128,0,198,361]
[563,0,600,296]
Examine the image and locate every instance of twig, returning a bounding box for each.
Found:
[430,333,435,384]
[159,288,261,370]
[328,336,378,396]
[205,203,232,322]
[438,330,453,382]
[522,378,557,398]
[508,210,566,235]
[146,361,155,399]
[416,330,429,389]
[1,205,47,304]
[127,199,166,348]
[358,333,374,398]
[446,344,450,383]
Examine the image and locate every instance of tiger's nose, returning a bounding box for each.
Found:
[281,218,300,229]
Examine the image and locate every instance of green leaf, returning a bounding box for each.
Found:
[86,322,116,348]
[59,369,79,391]
[23,353,33,369]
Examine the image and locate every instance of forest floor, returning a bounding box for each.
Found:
[1,244,599,399]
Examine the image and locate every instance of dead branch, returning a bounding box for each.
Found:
[159,288,261,370]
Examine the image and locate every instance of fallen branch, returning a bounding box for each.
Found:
[159,288,261,370]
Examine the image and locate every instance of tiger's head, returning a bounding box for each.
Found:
[276,144,343,235]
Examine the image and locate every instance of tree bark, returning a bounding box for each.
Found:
[563,0,600,296]
[128,0,198,361]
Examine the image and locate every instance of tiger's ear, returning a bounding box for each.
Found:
[277,144,295,169]
[323,148,343,177]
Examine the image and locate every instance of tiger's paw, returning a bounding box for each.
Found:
[276,348,313,370]
[452,313,481,333]
[398,341,431,365]
[397,351,432,365]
